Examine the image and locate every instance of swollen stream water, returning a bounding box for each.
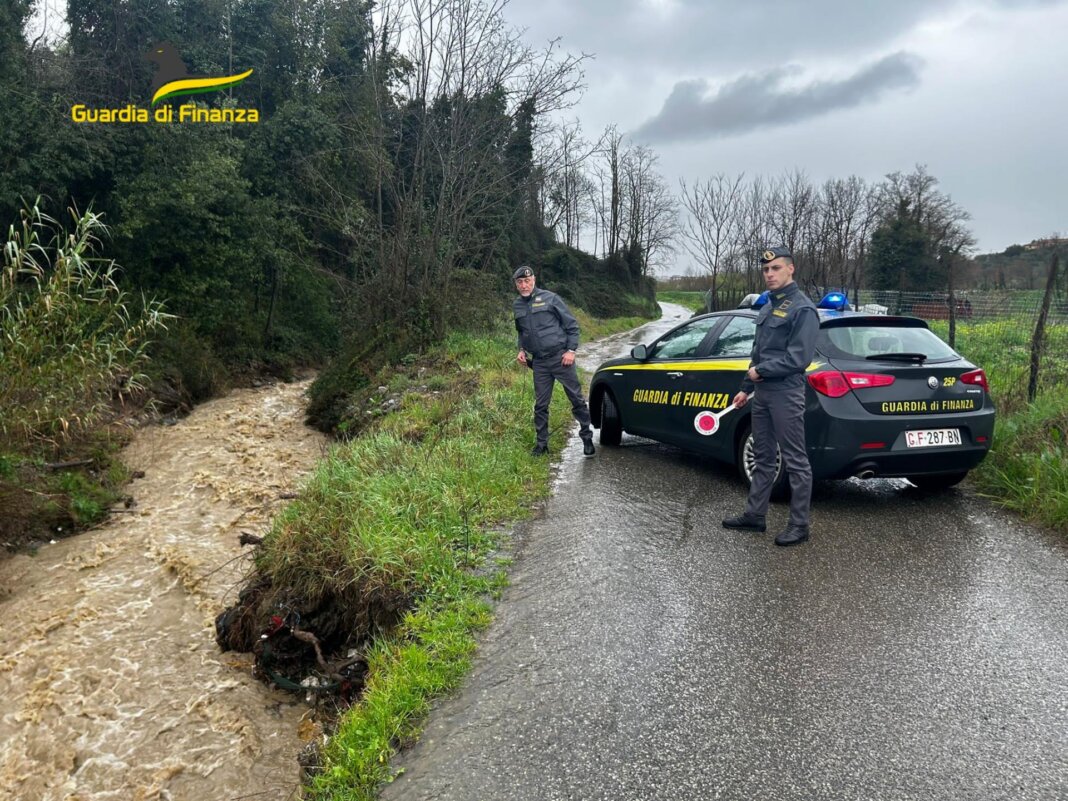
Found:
[0,378,327,801]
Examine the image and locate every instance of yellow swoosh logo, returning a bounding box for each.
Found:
[152,69,254,105]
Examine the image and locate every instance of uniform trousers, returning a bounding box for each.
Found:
[744,385,812,528]
[532,355,592,447]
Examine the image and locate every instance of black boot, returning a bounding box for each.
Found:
[775,525,809,546]
[531,443,548,456]
[582,438,596,456]
[721,513,766,532]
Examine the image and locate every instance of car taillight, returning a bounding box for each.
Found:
[808,371,850,397]
[960,369,989,393]
[843,372,895,389]
[808,370,894,398]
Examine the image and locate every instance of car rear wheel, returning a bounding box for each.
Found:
[600,390,622,446]
[906,471,968,491]
[736,421,789,500]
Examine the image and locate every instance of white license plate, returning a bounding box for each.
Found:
[905,428,962,448]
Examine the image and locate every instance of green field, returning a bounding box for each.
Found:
[656,291,706,312]
[929,317,1068,532]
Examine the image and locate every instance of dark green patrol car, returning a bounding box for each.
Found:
[589,294,995,494]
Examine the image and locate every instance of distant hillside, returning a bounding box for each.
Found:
[974,238,1066,291]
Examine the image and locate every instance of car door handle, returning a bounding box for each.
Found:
[666,372,684,379]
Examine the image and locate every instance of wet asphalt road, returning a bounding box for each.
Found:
[383,303,1068,801]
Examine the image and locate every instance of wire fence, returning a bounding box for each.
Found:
[844,290,1067,409]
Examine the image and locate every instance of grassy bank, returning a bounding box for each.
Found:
[929,318,1068,532]
[248,312,648,799]
[656,290,705,312]
[0,431,132,552]
[574,306,656,340]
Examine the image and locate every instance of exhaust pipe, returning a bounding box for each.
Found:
[853,463,878,480]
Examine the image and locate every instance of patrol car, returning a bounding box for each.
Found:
[589,293,995,493]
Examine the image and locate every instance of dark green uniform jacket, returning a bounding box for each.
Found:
[741,282,818,393]
[513,289,580,359]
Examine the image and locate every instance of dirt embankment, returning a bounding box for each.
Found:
[0,378,327,801]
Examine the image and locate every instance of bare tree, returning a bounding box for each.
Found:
[360,0,587,336]
[620,145,678,277]
[820,176,873,291]
[536,119,600,248]
[601,125,625,258]
[733,176,774,293]
[679,173,745,309]
[767,169,816,257]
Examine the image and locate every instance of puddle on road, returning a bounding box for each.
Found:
[0,379,327,801]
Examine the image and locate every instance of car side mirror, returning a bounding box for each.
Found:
[631,344,648,360]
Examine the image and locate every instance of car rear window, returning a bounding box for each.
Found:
[818,323,959,361]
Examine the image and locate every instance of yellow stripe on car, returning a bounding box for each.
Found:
[598,360,825,374]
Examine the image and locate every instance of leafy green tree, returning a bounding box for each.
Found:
[68,0,177,102]
[868,199,930,291]
[112,128,266,349]
[869,166,975,292]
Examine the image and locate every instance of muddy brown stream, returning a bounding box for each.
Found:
[0,379,327,801]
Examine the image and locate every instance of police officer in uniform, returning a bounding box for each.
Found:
[512,266,596,457]
[722,247,818,546]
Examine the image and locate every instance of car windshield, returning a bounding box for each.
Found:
[651,317,721,360]
[819,323,959,361]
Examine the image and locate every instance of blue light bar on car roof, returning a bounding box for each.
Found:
[751,290,770,309]
[818,291,849,311]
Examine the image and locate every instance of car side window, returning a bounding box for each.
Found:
[706,315,756,358]
[651,318,721,360]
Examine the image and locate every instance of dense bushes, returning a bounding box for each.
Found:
[536,244,657,319]
[306,248,659,436]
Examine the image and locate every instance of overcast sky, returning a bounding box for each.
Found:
[505,0,1067,265]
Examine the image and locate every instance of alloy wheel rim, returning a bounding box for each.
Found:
[743,433,782,483]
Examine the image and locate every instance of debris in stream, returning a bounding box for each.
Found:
[215,576,406,702]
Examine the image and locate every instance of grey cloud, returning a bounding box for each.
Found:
[631,52,923,143]
[509,1,942,74]
[509,1,1065,79]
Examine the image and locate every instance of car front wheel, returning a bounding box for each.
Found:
[906,471,968,491]
[736,421,789,500]
[600,390,623,446]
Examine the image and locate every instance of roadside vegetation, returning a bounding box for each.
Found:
[930,318,1068,531]
[0,203,170,551]
[216,312,649,800]
[656,290,706,313]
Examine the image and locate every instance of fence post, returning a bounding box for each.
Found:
[1028,254,1061,403]
[947,256,957,348]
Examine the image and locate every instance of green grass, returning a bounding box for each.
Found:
[0,429,131,549]
[253,319,623,800]
[928,317,1068,412]
[574,306,658,340]
[927,317,1068,532]
[656,291,705,312]
[973,393,1068,531]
